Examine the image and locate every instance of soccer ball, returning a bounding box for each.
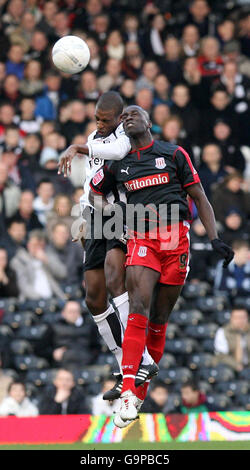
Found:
[52,35,90,74]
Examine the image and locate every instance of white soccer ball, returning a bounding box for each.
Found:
[52,35,90,74]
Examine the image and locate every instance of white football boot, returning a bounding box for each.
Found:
[114,390,144,428]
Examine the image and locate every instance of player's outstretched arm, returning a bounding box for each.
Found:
[58,144,89,177]
[186,183,234,268]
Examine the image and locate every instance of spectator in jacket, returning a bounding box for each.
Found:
[211,172,250,227]
[141,381,176,414]
[38,368,90,415]
[10,229,66,301]
[214,307,250,372]
[33,179,55,226]
[0,217,26,260]
[212,119,246,174]
[51,300,100,368]
[174,380,214,414]
[188,218,214,282]
[198,143,227,200]
[47,223,83,287]
[1,151,36,193]
[0,381,38,417]
[0,161,21,223]
[0,247,19,298]
[13,190,43,232]
[171,83,200,144]
[214,239,250,298]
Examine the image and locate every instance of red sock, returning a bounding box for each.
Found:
[135,322,168,401]
[121,313,148,394]
[146,321,168,364]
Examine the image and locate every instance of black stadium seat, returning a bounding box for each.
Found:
[238,368,250,381]
[73,369,105,386]
[166,324,181,339]
[182,282,211,299]
[3,312,37,329]
[186,353,215,370]
[196,295,229,312]
[158,353,177,369]
[0,299,17,312]
[206,393,233,411]
[213,310,231,326]
[9,339,33,355]
[235,394,250,410]
[185,323,218,340]
[25,369,58,387]
[197,365,235,383]
[201,339,215,353]
[170,309,204,326]
[157,367,193,385]
[215,381,249,398]
[165,338,199,354]
[13,355,50,371]
[16,324,50,341]
[233,297,250,310]
[2,369,20,381]
[0,325,14,338]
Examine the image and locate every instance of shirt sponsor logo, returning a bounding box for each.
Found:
[155,157,166,169]
[124,173,169,191]
[138,246,147,257]
[92,169,104,185]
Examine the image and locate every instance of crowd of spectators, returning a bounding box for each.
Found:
[0,0,250,416]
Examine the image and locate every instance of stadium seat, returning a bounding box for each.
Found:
[157,367,193,385]
[165,338,199,354]
[2,368,20,381]
[166,324,181,339]
[73,368,106,386]
[197,365,235,383]
[185,323,218,339]
[182,282,211,299]
[233,297,250,310]
[16,324,50,341]
[238,368,250,381]
[0,299,17,312]
[186,353,215,370]
[9,339,33,355]
[0,324,14,338]
[235,394,250,410]
[196,295,230,312]
[41,312,62,324]
[206,393,233,411]
[201,338,215,353]
[13,355,50,371]
[212,310,231,326]
[170,309,204,326]
[198,380,213,394]
[95,353,118,371]
[215,381,249,398]
[158,353,177,369]
[25,369,58,387]
[2,312,37,329]
[18,299,62,315]
[63,284,83,299]
[85,382,102,396]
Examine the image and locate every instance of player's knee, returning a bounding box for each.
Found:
[106,272,124,297]
[85,288,107,316]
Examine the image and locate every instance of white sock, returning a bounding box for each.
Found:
[112,291,153,366]
[93,304,123,373]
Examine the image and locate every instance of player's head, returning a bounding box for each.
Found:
[121,105,152,137]
[95,91,124,137]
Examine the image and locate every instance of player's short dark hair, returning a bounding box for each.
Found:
[97,91,124,117]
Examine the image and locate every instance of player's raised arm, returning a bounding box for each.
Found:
[186,183,234,268]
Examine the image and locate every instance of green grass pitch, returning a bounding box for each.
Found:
[0,441,249,450]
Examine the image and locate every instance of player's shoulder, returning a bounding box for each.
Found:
[114,122,126,138]
[87,129,98,143]
[154,140,179,157]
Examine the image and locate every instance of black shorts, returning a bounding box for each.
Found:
[83,212,127,272]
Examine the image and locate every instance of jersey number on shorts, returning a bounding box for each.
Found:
[179,253,188,269]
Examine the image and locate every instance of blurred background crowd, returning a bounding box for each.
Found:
[0,0,250,417]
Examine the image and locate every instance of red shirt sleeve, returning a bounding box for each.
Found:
[173,146,200,188]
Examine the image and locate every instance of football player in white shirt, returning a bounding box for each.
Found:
[58,92,157,403]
